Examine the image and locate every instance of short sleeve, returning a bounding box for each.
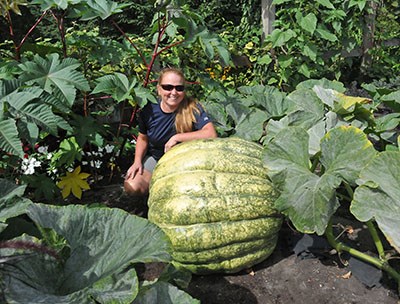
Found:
[137,106,149,134]
[193,103,212,130]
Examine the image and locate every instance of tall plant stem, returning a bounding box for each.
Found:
[325,219,400,289]
[343,183,385,258]
[111,19,148,66]
[365,220,385,259]
[7,10,48,60]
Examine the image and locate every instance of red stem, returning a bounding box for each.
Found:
[111,19,148,66]
[17,10,49,55]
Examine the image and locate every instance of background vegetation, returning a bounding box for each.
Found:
[0,0,399,302]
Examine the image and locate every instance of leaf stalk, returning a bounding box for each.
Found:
[326,219,400,290]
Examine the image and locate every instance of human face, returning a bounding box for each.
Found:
[158,72,185,113]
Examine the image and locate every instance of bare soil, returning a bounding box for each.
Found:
[77,183,399,304]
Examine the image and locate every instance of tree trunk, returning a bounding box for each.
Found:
[261,0,275,42]
[361,1,378,73]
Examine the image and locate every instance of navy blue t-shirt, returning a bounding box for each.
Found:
[138,100,211,160]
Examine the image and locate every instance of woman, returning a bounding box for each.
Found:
[124,67,217,196]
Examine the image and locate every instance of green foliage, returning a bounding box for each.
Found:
[0,183,198,303]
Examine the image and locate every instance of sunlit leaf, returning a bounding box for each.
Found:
[264,126,376,235]
[351,151,400,253]
[1,203,172,302]
[285,89,325,130]
[269,29,297,48]
[315,27,337,42]
[0,179,31,233]
[0,119,23,158]
[334,92,372,114]
[299,13,317,34]
[19,53,89,107]
[92,72,137,103]
[57,166,90,199]
[235,108,268,141]
[316,0,335,9]
[0,0,28,17]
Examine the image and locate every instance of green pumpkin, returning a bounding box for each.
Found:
[147,137,282,274]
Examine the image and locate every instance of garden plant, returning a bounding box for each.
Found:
[0,0,399,303]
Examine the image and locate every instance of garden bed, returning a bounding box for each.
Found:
[77,183,399,304]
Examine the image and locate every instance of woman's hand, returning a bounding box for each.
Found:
[125,162,143,180]
[164,135,179,153]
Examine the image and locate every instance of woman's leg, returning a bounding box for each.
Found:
[123,155,157,196]
[123,169,152,196]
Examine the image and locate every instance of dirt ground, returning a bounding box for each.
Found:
[77,183,399,304]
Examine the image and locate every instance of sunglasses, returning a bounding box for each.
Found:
[160,84,185,92]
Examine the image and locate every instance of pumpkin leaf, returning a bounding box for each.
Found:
[333,91,372,114]
[320,126,376,185]
[235,108,269,142]
[1,203,172,303]
[285,89,325,130]
[351,151,400,253]
[57,166,90,199]
[264,125,376,235]
[238,85,289,119]
[134,281,200,304]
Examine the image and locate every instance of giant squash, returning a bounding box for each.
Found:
[147,137,282,274]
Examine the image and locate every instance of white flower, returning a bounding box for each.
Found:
[95,160,102,168]
[90,160,102,169]
[37,146,48,154]
[21,157,41,175]
[105,144,114,153]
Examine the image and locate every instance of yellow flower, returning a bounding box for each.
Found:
[57,166,90,199]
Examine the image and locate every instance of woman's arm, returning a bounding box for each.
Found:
[164,122,217,152]
[125,133,149,179]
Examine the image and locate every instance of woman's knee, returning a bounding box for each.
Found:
[123,174,151,196]
[124,180,144,195]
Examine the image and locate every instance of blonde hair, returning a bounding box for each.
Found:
[158,68,200,133]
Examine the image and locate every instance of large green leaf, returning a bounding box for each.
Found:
[30,0,82,10]
[269,29,297,48]
[2,85,71,137]
[320,126,377,185]
[0,118,23,157]
[134,281,200,304]
[351,151,400,253]
[285,89,325,130]
[264,125,376,234]
[0,78,22,98]
[92,72,137,104]
[235,108,269,141]
[298,13,317,34]
[238,85,289,119]
[196,28,231,65]
[296,79,346,92]
[2,204,172,303]
[77,0,128,21]
[0,179,31,233]
[19,53,90,108]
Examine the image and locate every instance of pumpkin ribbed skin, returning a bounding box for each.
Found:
[147,137,282,274]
